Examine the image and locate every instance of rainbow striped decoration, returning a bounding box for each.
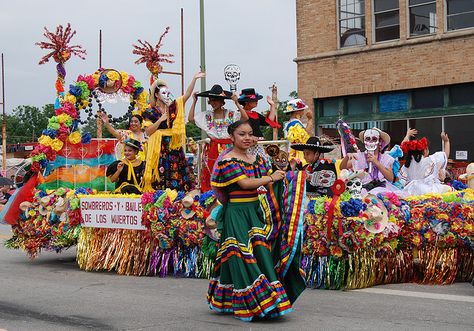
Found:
[277,170,306,278]
[37,139,116,191]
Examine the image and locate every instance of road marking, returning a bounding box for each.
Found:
[353,288,474,303]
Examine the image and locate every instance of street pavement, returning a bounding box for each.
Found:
[0,224,473,331]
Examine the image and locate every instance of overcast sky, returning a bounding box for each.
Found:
[0,0,297,115]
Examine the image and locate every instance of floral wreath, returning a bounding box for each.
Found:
[401,137,428,155]
[30,69,148,173]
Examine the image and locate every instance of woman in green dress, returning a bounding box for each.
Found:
[208,120,306,321]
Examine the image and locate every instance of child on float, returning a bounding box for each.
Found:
[291,136,337,197]
[106,138,145,194]
[283,98,313,168]
[237,88,280,156]
[188,84,248,192]
[340,127,399,195]
[399,132,453,196]
[99,112,148,161]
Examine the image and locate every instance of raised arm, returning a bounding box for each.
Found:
[441,132,450,159]
[99,111,122,140]
[188,92,199,123]
[232,93,248,120]
[182,72,205,104]
[266,96,277,122]
[402,128,418,143]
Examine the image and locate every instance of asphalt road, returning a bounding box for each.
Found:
[0,224,473,331]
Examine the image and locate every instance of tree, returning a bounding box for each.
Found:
[185,122,202,140]
[6,104,55,144]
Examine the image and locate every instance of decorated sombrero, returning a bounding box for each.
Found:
[238,88,263,104]
[284,98,308,113]
[291,136,334,153]
[124,138,142,151]
[361,194,389,234]
[197,84,232,99]
[98,69,123,94]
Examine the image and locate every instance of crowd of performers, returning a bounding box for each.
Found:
[98,73,471,321]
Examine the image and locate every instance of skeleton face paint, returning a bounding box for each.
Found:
[364,129,380,151]
[346,178,363,199]
[157,87,173,106]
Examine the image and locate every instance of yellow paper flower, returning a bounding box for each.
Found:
[57,113,71,124]
[28,210,36,217]
[51,138,64,151]
[120,72,129,87]
[92,73,100,85]
[68,131,82,145]
[165,188,178,203]
[38,135,53,146]
[65,94,77,105]
[106,70,120,81]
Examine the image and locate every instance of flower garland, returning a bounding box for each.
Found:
[30,69,147,173]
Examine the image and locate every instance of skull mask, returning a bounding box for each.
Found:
[157,87,174,106]
[363,129,380,152]
[224,64,241,92]
[346,177,363,199]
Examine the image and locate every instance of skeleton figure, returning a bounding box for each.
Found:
[158,86,174,106]
[363,129,380,152]
[224,64,241,92]
[346,177,363,199]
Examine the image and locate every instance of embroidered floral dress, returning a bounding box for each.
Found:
[208,154,306,321]
[193,108,240,191]
[142,97,193,191]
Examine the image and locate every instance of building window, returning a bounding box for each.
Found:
[412,87,444,109]
[338,0,366,48]
[450,83,474,106]
[321,98,340,117]
[373,0,400,42]
[347,95,373,115]
[409,0,436,36]
[379,93,408,112]
[446,0,474,31]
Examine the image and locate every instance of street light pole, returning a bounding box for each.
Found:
[199,0,206,113]
[1,53,6,177]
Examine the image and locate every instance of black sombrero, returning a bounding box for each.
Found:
[197,84,232,99]
[291,136,334,153]
[238,88,263,104]
[124,138,142,151]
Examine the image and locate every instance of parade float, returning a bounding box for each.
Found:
[3,24,474,289]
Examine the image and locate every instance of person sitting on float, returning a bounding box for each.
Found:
[237,88,280,156]
[106,138,145,194]
[141,71,205,191]
[99,112,148,161]
[283,98,313,169]
[340,127,399,195]
[399,132,453,196]
[188,84,248,192]
[291,136,337,197]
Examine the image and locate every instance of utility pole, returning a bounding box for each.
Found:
[1,53,6,177]
[199,0,206,113]
[97,29,103,139]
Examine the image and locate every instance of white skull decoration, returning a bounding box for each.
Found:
[346,177,363,199]
[363,129,380,152]
[158,87,174,106]
[224,64,241,92]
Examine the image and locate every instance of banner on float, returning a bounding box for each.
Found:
[80,197,146,230]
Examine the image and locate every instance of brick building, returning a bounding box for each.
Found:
[295,0,474,163]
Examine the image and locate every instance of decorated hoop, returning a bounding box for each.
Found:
[30,69,148,173]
